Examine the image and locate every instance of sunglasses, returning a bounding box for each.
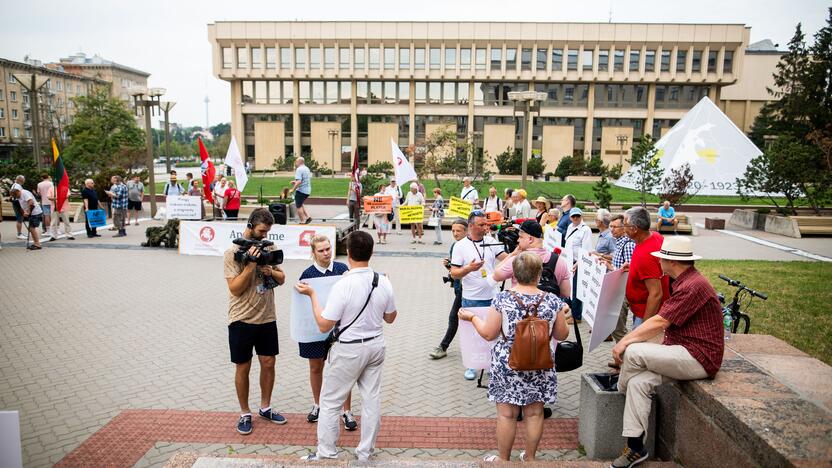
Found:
[471,210,485,217]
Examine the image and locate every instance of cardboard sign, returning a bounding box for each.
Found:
[291,275,341,343]
[447,196,473,219]
[458,307,497,370]
[579,262,629,352]
[543,225,562,251]
[398,205,425,224]
[86,209,107,228]
[363,195,393,214]
[486,211,503,226]
[165,195,202,220]
[178,221,336,260]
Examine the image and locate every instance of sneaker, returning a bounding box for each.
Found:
[519,451,527,462]
[610,447,648,468]
[236,414,252,435]
[17,234,26,240]
[307,404,320,423]
[258,408,287,425]
[300,452,322,461]
[343,411,358,431]
[410,239,417,244]
[433,241,443,245]
[483,454,499,462]
[464,368,477,380]
[67,236,75,240]
[429,346,447,360]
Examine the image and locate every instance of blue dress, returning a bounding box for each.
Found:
[488,290,563,406]
[298,261,349,359]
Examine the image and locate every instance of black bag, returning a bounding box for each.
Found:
[555,310,583,373]
[538,251,561,297]
[322,272,380,359]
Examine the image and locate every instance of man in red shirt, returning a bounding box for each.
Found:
[609,237,723,468]
[622,207,669,329]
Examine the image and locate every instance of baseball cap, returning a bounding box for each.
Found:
[570,207,583,218]
[518,220,543,239]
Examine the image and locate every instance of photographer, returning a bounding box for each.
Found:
[224,208,287,435]
[492,220,571,300]
[429,219,468,360]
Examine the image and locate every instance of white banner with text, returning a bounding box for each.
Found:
[179,221,337,260]
[165,195,202,220]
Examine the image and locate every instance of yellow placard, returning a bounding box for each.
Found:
[363,195,393,214]
[447,196,473,219]
[398,205,425,224]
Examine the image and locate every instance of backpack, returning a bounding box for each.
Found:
[502,291,554,371]
[538,251,561,296]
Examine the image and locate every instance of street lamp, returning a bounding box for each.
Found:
[13,73,49,168]
[616,134,629,167]
[129,86,165,218]
[328,128,339,179]
[160,101,176,174]
[508,91,547,189]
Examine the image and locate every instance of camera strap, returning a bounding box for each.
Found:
[334,272,380,340]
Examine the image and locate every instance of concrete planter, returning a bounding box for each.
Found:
[728,209,769,230]
[578,373,656,460]
[763,214,802,238]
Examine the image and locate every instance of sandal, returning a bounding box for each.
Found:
[27,245,42,250]
[519,451,527,462]
[483,454,499,463]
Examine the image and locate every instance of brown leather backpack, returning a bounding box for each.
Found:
[502,291,554,371]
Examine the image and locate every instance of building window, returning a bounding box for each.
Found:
[399,48,410,69]
[56,80,62,91]
[10,91,16,102]
[428,82,441,103]
[356,81,368,102]
[645,50,656,72]
[475,48,486,70]
[536,48,547,71]
[0,108,4,118]
[398,82,409,103]
[369,48,380,70]
[415,82,426,103]
[281,47,291,68]
[237,48,248,68]
[613,50,624,71]
[299,81,311,103]
[661,50,671,72]
[506,47,517,70]
[676,49,687,72]
[707,51,717,73]
[12,109,18,119]
[254,81,267,104]
[295,47,306,69]
[458,82,469,104]
[13,127,19,137]
[723,50,734,74]
[445,48,457,70]
[268,81,280,103]
[0,89,4,100]
[266,48,276,69]
[242,81,253,103]
[473,82,531,106]
[222,48,233,68]
[325,47,335,69]
[369,81,382,103]
[354,48,365,69]
[567,49,578,71]
[248,48,260,68]
[283,82,293,103]
[460,48,471,69]
[9,74,16,84]
[594,84,648,108]
[340,81,351,103]
[414,48,425,69]
[443,82,455,104]
[521,48,533,71]
[326,81,338,104]
[310,48,321,69]
[598,50,609,72]
[654,85,709,109]
[340,48,350,69]
[430,48,441,70]
[582,50,593,71]
[0,127,4,137]
[490,48,502,71]
[384,47,395,70]
[692,50,702,73]
[383,82,396,103]
[629,50,640,72]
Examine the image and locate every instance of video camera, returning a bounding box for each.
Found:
[488,217,536,253]
[232,237,284,291]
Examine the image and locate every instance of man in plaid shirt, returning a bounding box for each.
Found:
[106,175,129,238]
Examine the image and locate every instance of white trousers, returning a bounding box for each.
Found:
[618,342,707,438]
[50,210,72,235]
[317,337,386,460]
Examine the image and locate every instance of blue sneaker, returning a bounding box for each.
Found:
[259,408,287,425]
[464,368,477,380]
[236,414,252,435]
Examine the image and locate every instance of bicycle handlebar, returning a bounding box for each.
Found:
[718,274,767,300]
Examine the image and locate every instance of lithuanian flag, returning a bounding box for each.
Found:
[51,138,69,211]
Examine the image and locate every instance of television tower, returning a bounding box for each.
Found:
[204,95,210,129]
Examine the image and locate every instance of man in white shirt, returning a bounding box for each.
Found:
[460,177,479,208]
[36,174,54,236]
[295,231,397,462]
[483,186,502,214]
[10,175,26,239]
[12,187,44,250]
[450,210,508,380]
[564,208,593,323]
[384,179,403,234]
[404,182,425,244]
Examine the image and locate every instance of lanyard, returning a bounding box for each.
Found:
[468,236,485,261]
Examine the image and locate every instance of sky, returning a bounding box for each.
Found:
[0,0,827,129]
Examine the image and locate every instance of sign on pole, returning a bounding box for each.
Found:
[447,196,473,219]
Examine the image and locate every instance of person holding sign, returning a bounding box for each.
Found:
[459,253,569,463]
[81,179,101,238]
[564,209,593,324]
[610,237,722,468]
[384,179,403,234]
[404,183,425,244]
[373,184,391,244]
[298,236,357,431]
[460,177,479,207]
[450,211,508,380]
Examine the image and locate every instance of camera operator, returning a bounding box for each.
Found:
[492,220,571,300]
[224,208,287,435]
[429,219,468,360]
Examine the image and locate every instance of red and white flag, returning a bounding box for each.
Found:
[198,137,216,203]
[351,147,361,199]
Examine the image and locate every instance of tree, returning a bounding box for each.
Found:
[420,128,492,196]
[592,175,613,209]
[627,134,664,207]
[494,148,545,176]
[658,163,700,207]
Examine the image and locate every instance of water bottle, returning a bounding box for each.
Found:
[723,310,733,341]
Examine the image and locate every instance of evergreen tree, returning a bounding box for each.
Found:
[627,134,663,207]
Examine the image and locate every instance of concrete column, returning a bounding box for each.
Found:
[646,83,657,138]
[584,83,595,158]
[467,79,475,137]
[408,80,415,150]
[351,80,358,156]
[230,80,245,154]
[292,80,301,157]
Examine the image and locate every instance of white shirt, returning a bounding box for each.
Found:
[18,189,43,216]
[512,199,531,219]
[213,183,227,206]
[451,235,503,300]
[460,186,479,205]
[404,191,424,206]
[564,222,593,262]
[484,196,501,213]
[322,267,397,341]
[384,185,402,206]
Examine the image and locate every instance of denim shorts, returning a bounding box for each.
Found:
[461,298,493,308]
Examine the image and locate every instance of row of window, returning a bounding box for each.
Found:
[2,72,88,94]
[223,45,735,75]
[0,126,31,138]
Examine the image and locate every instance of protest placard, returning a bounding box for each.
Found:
[486,211,503,226]
[580,264,629,352]
[363,195,393,214]
[447,196,473,219]
[458,307,497,369]
[543,225,562,251]
[179,221,336,260]
[86,209,107,228]
[398,205,425,224]
[290,275,342,343]
[165,195,202,220]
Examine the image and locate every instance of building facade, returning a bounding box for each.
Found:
[208,21,777,173]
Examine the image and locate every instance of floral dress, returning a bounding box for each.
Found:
[488,290,564,406]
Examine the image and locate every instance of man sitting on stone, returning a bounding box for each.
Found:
[609,237,724,468]
[656,200,678,232]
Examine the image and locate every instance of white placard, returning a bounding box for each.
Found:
[165,195,202,220]
[458,307,497,370]
[576,250,600,303]
[178,220,337,260]
[584,269,629,352]
[291,275,341,343]
[543,225,562,251]
[0,411,22,468]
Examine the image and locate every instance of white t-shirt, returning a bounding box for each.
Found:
[213,183,227,206]
[18,189,43,216]
[451,235,503,300]
[460,186,479,205]
[322,267,397,342]
[404,191,424,206]
[484,196,501,213]
[512,199,531,219]
[384,185,402,206]
[564,222,593,262]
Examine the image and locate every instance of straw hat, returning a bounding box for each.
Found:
[533,196,551,210]
[651,237,703,261]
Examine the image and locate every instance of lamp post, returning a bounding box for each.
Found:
[508,91,547,189]
[160,101,176,174]
[13,73,49,168]
[129,86,165,218]
[616,134,629,167]
[328,128,339,178]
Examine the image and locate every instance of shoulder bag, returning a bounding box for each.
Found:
[323,272,379,359]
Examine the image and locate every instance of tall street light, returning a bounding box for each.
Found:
[616,134,629,167]
[327,128,339,178]
[13,73,49,168]
[129,86,165,218]
[508,91,547,189]
[160,101,176,174]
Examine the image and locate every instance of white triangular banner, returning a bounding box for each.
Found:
[224,135,248,192]
[391,138,418,185]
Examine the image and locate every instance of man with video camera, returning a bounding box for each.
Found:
[224,208,287,435]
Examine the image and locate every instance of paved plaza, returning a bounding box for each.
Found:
[0,208,829,467]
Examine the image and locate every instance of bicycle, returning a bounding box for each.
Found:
[717,274,768,334]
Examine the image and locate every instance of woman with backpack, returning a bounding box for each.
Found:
[458,252,569,463]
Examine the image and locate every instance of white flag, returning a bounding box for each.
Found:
[224,135,248,192]
[391,139,417,185]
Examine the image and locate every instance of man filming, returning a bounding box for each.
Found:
[224,208,287,435]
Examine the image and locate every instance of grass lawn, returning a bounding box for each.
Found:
[157,177,778,206]
[696,260,832,365]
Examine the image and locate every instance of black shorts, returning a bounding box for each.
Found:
[294,191,309,208]
[228,320,279,364]
[298,340,328,359]
[128,200,142,211]
[12,200,23,222]
[28,214,43,229]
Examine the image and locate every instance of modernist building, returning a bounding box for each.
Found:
[207,21,780,172]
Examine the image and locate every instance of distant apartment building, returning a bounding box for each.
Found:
[55,52,150,119]
[207,21,782,172]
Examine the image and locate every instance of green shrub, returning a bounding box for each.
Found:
[606,163,623,179]
[587,155,606,176]
[495,147,521,175]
